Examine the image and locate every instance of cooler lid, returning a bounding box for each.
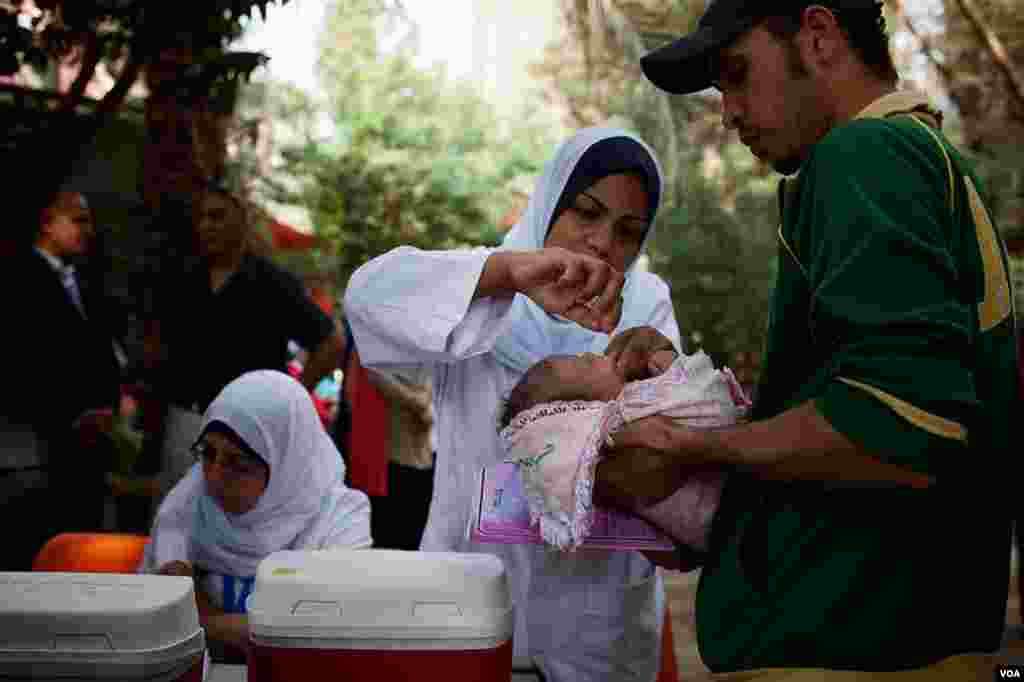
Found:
[0,572,202,654]
[248,550,513,642]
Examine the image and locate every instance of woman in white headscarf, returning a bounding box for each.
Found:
[139,370,371,656]
[344,127,682,682]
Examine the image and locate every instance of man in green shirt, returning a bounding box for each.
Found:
[597,0,1021,675]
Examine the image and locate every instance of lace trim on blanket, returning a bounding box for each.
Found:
[499,399,623,550]
[568,400,625,549]
[500,400,606,446]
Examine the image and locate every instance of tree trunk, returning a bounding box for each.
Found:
[953,0,1024,115]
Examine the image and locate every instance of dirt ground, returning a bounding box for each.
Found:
[662,550,1024,678]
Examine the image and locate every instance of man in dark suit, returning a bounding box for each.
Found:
[2,190,123,569]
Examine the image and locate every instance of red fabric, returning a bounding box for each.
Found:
[343,349,389,497]
[308,284,334,316]
[658,605,679,682]
[269,219,319,251]
[286,362,333,429]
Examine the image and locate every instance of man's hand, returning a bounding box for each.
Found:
[157,560,194,577]
[300,330,344,392]
[640,550,701,573]
[605,327,677,381]
[505,248,624,333]
[594,416,715,510]
[594,444,690,510]
[608,414,711,457]
[640,550,684,570]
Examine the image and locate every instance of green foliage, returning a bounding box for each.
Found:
[647,173,777,368]
[245,0,554,288]
[2,0,288,248]
[969,145,1024,244]
[1,1,285,75]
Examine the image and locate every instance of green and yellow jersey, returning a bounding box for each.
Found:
[697,93,1020,673]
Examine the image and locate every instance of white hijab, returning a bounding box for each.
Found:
[141,370,371,577]
[492,127,670,373]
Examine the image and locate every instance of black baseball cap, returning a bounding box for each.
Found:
[640,0,880,94]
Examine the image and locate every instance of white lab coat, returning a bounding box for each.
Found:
[345,246,681,681]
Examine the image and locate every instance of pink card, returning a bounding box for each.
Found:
[469,461,676,552]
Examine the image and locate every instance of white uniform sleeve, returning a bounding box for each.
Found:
[344,246,515,368]
[318,488,373,550]
[137,512,190,573]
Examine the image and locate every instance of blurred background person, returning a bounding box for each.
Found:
[3,190,125,569]
[138,183,343,516]
[365,366,436,551]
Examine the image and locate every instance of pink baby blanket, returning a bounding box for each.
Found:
[499,351,751,551]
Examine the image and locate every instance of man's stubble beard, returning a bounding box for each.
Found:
[770,40,833,176]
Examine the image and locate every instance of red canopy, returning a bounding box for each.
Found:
[268,219,319,251]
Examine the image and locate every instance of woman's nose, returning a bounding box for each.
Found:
[587,220,615,257]
[204,457,227,483]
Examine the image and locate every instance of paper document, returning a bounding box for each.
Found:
[470,461,675,552]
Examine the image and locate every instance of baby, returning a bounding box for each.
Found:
[499,349,750,551]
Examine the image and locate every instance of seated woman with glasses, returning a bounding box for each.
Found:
[138,370,371,660]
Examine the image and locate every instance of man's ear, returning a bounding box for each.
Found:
[797,5,845,71]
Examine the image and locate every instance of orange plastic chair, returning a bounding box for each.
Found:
[658,604,680,682]
[32,533,150,573]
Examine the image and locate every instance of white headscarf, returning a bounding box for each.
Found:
[492,127,670,373]
[141,370,371,577]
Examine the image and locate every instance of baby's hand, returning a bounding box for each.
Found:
[649,349,678,376]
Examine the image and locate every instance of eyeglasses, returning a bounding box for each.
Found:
[191,441,267,479]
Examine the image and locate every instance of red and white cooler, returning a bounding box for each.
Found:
[247,549,514,681]
[0,572,206,681]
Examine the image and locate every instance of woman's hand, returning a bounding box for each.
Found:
[480,249,624,333]
[511,248,624,333]
[605,327,677,380]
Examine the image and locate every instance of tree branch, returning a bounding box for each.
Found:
[890,0,967,116]
[953,0,1024,116]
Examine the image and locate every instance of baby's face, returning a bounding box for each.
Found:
[548,353,627,402]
